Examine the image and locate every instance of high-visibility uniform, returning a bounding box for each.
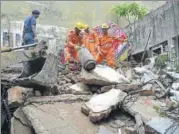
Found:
[64,30,82,62]
[82,31,99,58]
[95,34,115,68]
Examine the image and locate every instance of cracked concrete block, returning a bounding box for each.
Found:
[8,86,33,107]
[11,107,33,134]
[81,89,127,122]
[22,103,99,134]
[80,65,130,86]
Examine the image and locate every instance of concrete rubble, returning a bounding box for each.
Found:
[8,86,33,107]
[11,107,34,134]
[146,117,179,134]
[81,89,127,122]
[2,52,179,134]
[80,65,130,86]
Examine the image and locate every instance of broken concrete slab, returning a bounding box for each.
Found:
[22,103,99,134]
[13,107,32,126]
[25,94,92,105]
[32,53,58,86]
[123,96,161,122]
[11,118,33,134]
[8,86,33,107]
[146,117,179,134]
[11,107,33,134]
[80,65,130,86]
[81,89,127,122]
[67,83,92,95]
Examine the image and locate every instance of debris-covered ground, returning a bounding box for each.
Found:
[1,54,179,134]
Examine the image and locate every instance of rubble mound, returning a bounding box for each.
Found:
[81,89,127,122]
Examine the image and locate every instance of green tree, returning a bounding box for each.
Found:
[112,2,147,25]
[111,2,147,49]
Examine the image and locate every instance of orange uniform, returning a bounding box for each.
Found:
[64,30,83,62]
[95,34,115,68]
[82,31,99,58]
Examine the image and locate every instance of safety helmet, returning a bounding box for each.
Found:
[75,22,84,30]
[101,23,109,29]
[83,24,89,30]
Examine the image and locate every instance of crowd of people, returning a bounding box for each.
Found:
[64,22,127,70]
[22,10,128,70]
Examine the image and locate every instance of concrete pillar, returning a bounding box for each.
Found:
[167,38,174,61]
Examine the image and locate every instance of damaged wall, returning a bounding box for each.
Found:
[122,2,179,58]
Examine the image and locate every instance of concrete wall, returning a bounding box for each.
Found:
[122,2,179,56]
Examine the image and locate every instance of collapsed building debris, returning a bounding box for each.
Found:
[81,89,127,122]
[1,37,179,134]
[81,65,130,86]
[2,54,179,134]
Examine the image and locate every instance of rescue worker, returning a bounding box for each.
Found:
[82,24,99,58]
[22,10,40,45]
[64,22,84,70]
[95,23,116,68]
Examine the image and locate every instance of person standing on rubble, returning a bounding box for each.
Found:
[22,10,40,45]
[82,24,99,58]
[95,23,116,68]
[64,22,84,70]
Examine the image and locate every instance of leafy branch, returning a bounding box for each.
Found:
[111,2,147,25]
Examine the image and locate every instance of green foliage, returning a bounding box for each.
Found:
[112,2,147,24]
[155,54,168,67]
